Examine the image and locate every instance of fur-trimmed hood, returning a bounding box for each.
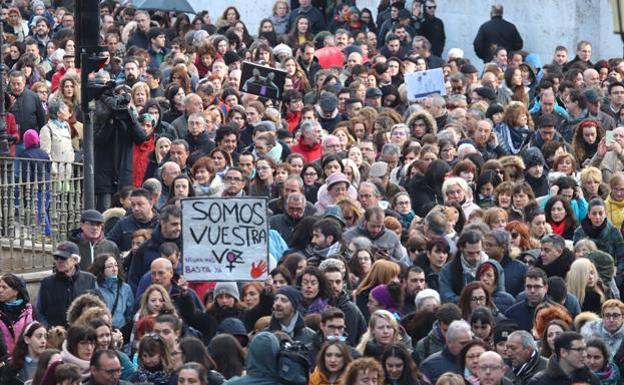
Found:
[406,109,437,136]
[66,292,108,326]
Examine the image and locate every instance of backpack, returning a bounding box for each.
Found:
[277,340,311,385]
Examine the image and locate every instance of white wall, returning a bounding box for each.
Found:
[189,0,623,69]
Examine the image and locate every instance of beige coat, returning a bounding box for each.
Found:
[39,120,74,180]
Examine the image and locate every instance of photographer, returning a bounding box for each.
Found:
[94,82,148,212]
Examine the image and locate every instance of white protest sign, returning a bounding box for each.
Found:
[404,68,446,100]
[181,197,269,281]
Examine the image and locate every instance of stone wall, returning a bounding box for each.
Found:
[193,0,623,70]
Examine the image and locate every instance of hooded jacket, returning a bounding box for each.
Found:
[227,332,281,385]
[406,109,437,139]
[414,321,446,365]
[581,319,624,360]
[477,259,516,312]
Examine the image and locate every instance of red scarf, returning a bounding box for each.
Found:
[549,220,567,237]
[133,135,155,187]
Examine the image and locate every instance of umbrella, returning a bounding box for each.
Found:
[135,0,196,14]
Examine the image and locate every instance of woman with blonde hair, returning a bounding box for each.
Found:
[137,285,178,319]
[154,136,171,164]
[436,373,466,385]
[342,158,361,187]
[566,258,606,314]
[129,81,149,110]
[356,310,405,357]
[581,166,608,200]
[334,126,356,151]
[354,260,401,321]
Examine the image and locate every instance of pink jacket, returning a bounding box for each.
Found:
[0,304,34,353]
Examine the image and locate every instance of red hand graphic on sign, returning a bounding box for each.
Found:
[250,260,268,279]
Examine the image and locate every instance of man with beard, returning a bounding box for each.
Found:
[307,218,344,266]
[266,286,315,344]
[320,262,367,346]
[343,207,407,261]
[120,58,142,87]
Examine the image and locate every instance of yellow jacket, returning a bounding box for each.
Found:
[308,367,343,385]
[605,195,624,230]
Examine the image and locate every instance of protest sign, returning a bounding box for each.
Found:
[181,196,269,281]
[239,61,287,100]
[404,68,446,100]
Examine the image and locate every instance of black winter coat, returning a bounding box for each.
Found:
[37,269,97,327]
[473,16,523,62]
[127,225,180,293]
[9,88,46,138]
[408,173,442,217]
[94,93,148,194]
[331,290,367,346]
[419,16,445,57]
[526,355,599,385]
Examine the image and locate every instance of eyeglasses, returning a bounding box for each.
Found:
[478,365,502,372]
[567,346,587,352]
[525,284,544,290]
[224,176,243,182]
[471,296,486,303]
[426,5,437,9]
[604,312,622,320]
[97,367,122,375]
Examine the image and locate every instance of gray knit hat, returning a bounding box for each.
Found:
[214,282,240,302]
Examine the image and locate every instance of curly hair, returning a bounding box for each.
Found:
[340,357,384,385]
[534,304,572,341]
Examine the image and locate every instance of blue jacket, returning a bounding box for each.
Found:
[127,225,180,294]
[439,257,475,304]
[96,277,134,328]
[500,254,528,297]
[503,298,536,332]
[478,259,516,312]
[420,347,460,385]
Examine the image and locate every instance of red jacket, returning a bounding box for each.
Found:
[133,135,155,187]
[5,112,19,156]
[290,140,323,163]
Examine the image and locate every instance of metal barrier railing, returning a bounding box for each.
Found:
[0,156,83,273]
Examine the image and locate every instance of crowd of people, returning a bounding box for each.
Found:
[3,0,624,385]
